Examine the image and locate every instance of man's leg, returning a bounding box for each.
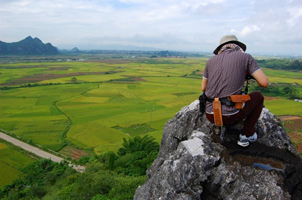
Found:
[239,91,264,137]
[205,91,264,138]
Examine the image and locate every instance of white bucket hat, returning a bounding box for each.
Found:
[213,35,246,55]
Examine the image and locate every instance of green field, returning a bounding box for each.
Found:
[0,140,36,188]
[0,58,204,156]
[1,57,302,157]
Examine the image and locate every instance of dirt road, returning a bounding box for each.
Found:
[0,132,85,172]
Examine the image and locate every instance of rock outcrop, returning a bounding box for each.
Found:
[134,100,302,200]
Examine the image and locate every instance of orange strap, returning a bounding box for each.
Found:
[228,95,250,109]
[213,98,223,126]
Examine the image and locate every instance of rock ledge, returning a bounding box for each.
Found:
[134,100,302,200]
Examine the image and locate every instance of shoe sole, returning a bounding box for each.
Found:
[237,140,249,147]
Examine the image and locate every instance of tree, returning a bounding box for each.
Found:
[78,155,90,165]
[71,77,77,83]
[105,151,116,170]
[0,159,75,199]
[114,135,159,176]
[283,86,299,99]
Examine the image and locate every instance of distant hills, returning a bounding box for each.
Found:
[0,36,59,55]
[0,36,207,57]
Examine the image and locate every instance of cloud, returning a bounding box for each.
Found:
[184,2,225,16]
[287,7,302,27]
[0,0,302,55]
[239,25,260,37]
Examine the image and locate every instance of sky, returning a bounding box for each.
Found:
[1,0,302,56]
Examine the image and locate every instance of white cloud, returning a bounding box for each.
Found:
[240,25,260,37]
[0,0,302,55]
[287,7,302,27]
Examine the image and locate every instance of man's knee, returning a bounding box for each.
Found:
[250,91,264,104]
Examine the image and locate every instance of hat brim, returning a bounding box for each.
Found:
[213,41,246,55]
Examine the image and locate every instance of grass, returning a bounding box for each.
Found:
[113,124,157,137]
[57,79,198,153]
[264,98,302,116]
[0,140,36,188]
[0,83,96,151]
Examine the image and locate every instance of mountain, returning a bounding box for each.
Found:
[59,47,80,53]
[71,47,80,52]
[0,36,59,55]
[59,43,164,51]
[134,101,302,199]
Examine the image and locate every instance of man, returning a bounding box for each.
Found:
[201,35,269,147]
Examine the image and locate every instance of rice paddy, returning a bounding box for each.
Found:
[0,57,302,156]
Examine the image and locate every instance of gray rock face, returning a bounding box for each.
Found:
[134,100,302,200]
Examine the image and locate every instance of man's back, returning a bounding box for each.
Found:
[204,50,260,115]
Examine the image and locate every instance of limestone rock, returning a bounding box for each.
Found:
[134,100,302,200]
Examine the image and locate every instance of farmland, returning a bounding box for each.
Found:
[1,57,302,158]
[0,58,205,157]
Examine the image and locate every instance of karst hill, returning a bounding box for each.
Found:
[0,36,59,55]
[134,100,302,200]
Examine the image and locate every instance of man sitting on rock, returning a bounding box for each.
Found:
[201,35,269,147]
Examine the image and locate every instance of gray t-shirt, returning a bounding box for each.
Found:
[203,49,260,115]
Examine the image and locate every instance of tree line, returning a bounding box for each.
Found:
[0,135,159,200]
[249,82,299,99]
[256,58,302,71]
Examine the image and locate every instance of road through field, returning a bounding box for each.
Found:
[0,132,85,172]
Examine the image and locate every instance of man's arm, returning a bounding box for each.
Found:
[252,69,269,88]
[201,77,208,92]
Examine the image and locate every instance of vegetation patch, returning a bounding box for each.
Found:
[280,116,302,131]
[264,96,281,101]
[0,140,36,188]
[122,75,147,82]
[287,131,302,154]
[113,124,157,137]
[44,67,70,71]
[107,77,135,83]
[279,115,302,155]
[107,76,147,84]
[0,135,157,199]
[0,65,44,69]
[1,71,121,86]
[59,146,90,160]
[250,82,299,99]
[257,58,302,71]
[130,77,147,81]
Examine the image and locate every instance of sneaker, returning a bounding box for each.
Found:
[237,133,258,147]
[237,138,249,147]
[240,132,258,142]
